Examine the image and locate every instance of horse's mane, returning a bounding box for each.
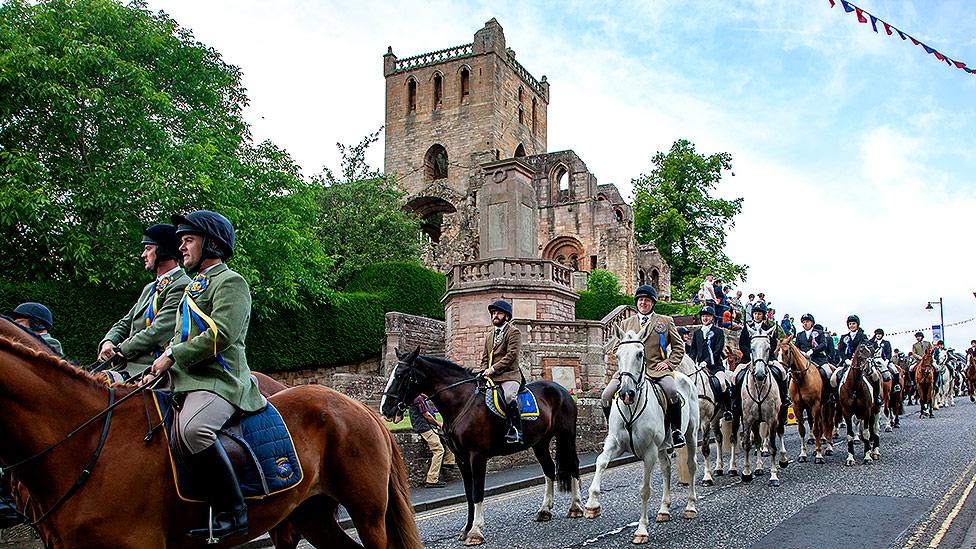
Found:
[418,354,473,376]
[0,317,115,393]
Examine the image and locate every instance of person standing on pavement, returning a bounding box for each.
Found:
[409,393,456,488]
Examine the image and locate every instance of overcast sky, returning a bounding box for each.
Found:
[147,0,976,352]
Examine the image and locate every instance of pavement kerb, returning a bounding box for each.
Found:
[239,454,638,548]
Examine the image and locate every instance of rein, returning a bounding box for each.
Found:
[614,370,650,458]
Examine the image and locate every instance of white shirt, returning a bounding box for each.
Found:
[156,265,181,283]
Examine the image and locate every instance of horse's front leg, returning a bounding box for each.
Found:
[870,414,881,461]
[796,406,809,463]
[585,436,621,518]
[740,421,753,482]
[701,422,714,486]
[457,456,474,541]
[728,418,739,477]
[768,424,782,487]
[632,452,658,545]
[844,415,856,466]
[656,448,672,523]
[683,436,699,520]
[463,454,489,546]
[714,418,726,476]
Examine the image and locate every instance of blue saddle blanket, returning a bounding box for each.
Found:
[485,379,540,421]
[153,391,303,502]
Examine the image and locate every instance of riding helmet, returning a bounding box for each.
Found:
[751,302,768,314]
[9,302,53,331]
[677,327,689,335]
[172,210,235,259]
[915,332,924,338]
[699,306,716,317]
[487,300,513,320]
[801,313,815,323]
[141,223,181,261]
[874,328,884,336]
[634,284,657,303]
[846,314,860,325]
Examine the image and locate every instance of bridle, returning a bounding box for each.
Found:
[745,332,774,407]
[614,339,651,456]
[382,358,483,439]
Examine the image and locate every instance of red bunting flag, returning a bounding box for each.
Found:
[828,0,835,6]
[882,22,893,35]
[855,7,868,23]
[910,36,920,46]
[953,61,967,69]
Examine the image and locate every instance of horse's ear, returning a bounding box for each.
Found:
[615,325,625,342]
[409,346,421,361]
[395,347,403,360]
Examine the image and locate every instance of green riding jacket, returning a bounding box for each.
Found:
[167,262,264,412]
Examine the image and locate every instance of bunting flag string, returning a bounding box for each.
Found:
[830,1,975,76]
[884,317,976,337]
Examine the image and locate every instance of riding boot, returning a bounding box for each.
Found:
[667,399,686,448]
[186,441,249,540]
[505,400,523,444]
[722,387,734,421]
[732,375,744,419]
[871,378,883,407]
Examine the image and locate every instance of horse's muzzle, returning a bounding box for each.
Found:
[621,391,636,405]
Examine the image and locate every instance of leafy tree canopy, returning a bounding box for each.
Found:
[631,139,747,299]
[0,0,331,313]
[313,129,422,283]
[586,269,621,297]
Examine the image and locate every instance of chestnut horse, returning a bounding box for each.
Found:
[967,354,976,403]
[779,339,833,465]
[915,350,936,418]
[0,317,421,549]
[836,339,880,466]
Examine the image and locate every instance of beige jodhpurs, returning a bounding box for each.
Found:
[498,380,520,404]
[174,391,236,454]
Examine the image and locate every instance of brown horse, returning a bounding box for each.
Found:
[779,339,833,465]
[0,317,421,549]
[915,349,936,417]
[967,354,976,403]
[882,362,904,431]
[836,339,880,466]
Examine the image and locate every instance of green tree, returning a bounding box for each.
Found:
[586,269,621,296]
[631,139,747,298]
[0,0,330,312]
[313,130,422,282]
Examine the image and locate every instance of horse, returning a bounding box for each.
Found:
[903,355,919,406]
[836,340,880,466]
[934,351,954,409]
[879,358,904,432]
[0,316,421,549]
[677,354,731,486]
[915,350,936,418]
[778,338,833,465]
[732,323,785,486]
[966,354,976,403]
[380,348,583,546]
[584,326,699,545]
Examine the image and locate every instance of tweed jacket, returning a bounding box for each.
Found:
[911,340,933,362]
[100,268,189,375]
[167,263,263,412]
[476,323,524,384]
[613,312,685,380]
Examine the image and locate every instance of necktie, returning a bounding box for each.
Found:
[641,316,649,325]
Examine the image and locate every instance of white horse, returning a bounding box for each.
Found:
[678,354,733,486]
[733,323,785,486]
[585,326,700,545]
[934,351,954,409]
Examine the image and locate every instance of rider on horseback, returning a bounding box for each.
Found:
[795,313,833,398]
[832,315,881,407]
[8,302,62,356]
[475,299,525,444]
[601,284,687,448]
[689,306,733,421]
[911,332,933,363]
[146,210,265,540]
[98,224,190,380]
[872,328,898,393]
[734,303,790,419]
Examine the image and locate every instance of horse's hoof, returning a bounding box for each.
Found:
[779,460,789,469]
[741,473,753,483]
[682,509,698,520]
[814,457,825,464]
[825,449,834,456]
[845,459,855,467]
[761,450,770,458]
[885,426,892,433]
[728,469,739,477]
[632,534,649,545]
[534,510,553,522]
[755,468,766,476]
[567,507,584,519]
[464,534,485,546]
[807,438,815,444]
[797,455,808,463]
[713,469,724,477]
[584,506,601,519]
[655,512,671,523]
[871,451,880,461]
[701,478,714,487]
[769,478,781,487]
[678,481,689,487]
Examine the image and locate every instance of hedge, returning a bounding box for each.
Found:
[576,291,698,321]
[0,261,448,372]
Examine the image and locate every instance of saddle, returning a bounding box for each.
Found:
[152,391,303,502]
[485,378,540,421]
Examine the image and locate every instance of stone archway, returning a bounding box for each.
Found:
[404,195,457,244]
[542,236,584,271]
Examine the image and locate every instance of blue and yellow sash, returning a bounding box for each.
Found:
[180,273,230,371]
[143,274,177,359]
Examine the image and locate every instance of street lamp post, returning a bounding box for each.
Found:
[925,298,944,343]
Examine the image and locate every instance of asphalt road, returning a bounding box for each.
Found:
[330,399,976,549]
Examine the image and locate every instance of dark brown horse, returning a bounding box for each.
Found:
[0,317,421,549]
[915,349,936,417]
[836,339,880,466]
[381,348,583,546]
[966,354,976,403]
[779,339,833,465]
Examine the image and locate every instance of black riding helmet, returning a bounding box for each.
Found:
[487,300,513,320]
[874,328,884,336]
[915,332,924,339]
[801,313,815,323]
[699,305,716,317]
[172,210,235,260]
[751,302,768,315]
[847,314,860,326]
[142,223,181,262]
[634,284,657,303]
[9,302,53,331]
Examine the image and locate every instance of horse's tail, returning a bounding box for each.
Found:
[383,423,423,549]
[554,392,580,492]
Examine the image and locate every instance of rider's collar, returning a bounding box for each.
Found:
[157,265,181,281]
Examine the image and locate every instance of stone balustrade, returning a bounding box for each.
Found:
[446,258,574,291]
[393,43,474,73]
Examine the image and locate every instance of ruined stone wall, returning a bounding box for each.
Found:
[637,244,673,301]
[382,312,446,375]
